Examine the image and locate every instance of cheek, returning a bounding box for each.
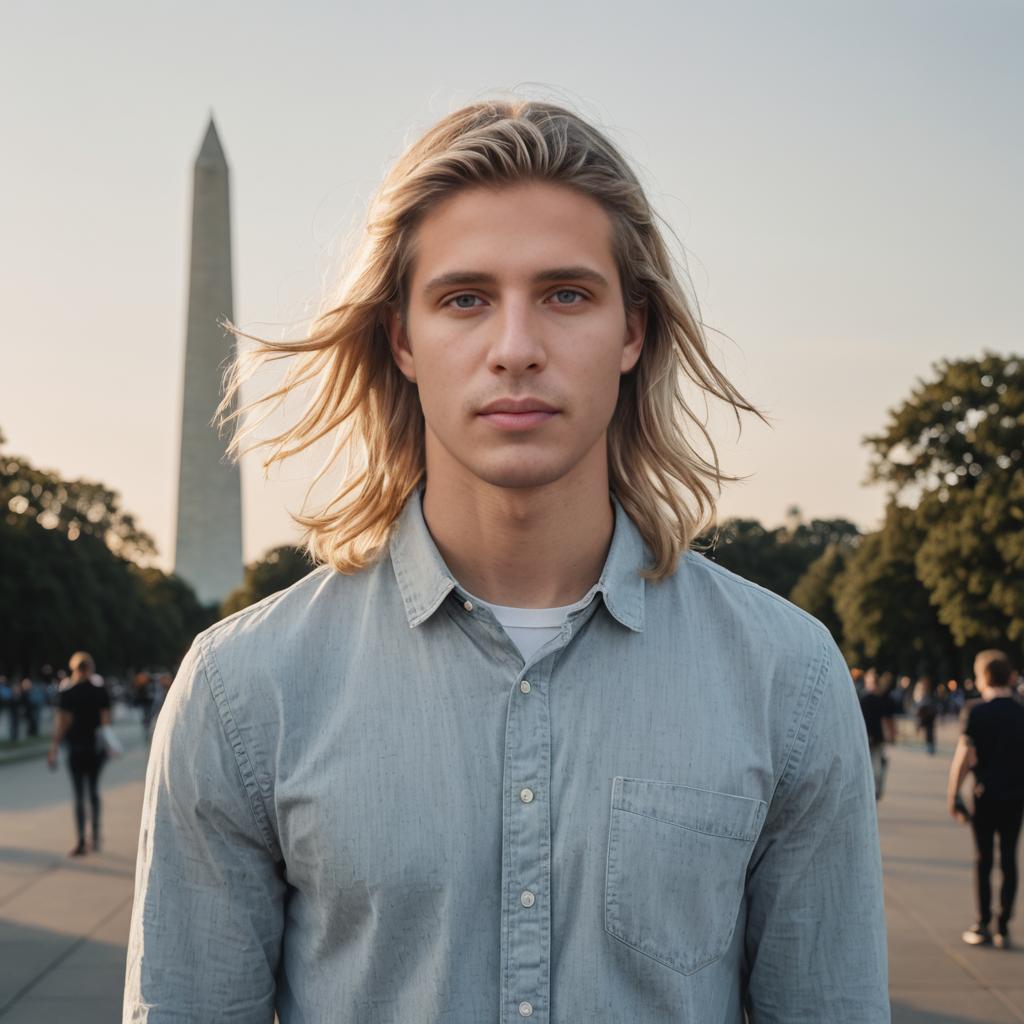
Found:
[413,347,468,428]
[572,344,626,412]
[408,327,465,389]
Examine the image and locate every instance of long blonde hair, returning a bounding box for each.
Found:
[217,99,768,580]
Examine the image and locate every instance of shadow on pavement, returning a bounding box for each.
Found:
[0,918,127,1021]
[883,853,973,870]
[890,1000,1019,1023]
[0,846,134,880]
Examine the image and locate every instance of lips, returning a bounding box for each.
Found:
[477,398,559,432]
[478,398,559,415]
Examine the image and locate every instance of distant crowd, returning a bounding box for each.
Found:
[0,666,174,745]
[852,665,1013,758]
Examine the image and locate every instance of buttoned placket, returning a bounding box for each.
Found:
[452,589,603,1024]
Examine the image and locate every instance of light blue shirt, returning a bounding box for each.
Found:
[124,488,889,1022]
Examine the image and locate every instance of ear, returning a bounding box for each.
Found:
[385,306,417,382]
[620,303,646,374]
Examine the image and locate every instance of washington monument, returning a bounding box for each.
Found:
[173,117,243,606]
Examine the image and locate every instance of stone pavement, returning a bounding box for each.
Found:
[0,715,1022,1022]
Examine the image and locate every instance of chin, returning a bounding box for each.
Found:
[468,455,575,492]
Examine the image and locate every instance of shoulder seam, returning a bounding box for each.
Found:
[199,563,334,643]
[683,551,832,637]
[768,632,834,803]
[195,637,280,860]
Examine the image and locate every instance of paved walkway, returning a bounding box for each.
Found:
[0,716,1022,1022]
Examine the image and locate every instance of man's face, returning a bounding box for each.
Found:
[387,181,645,492]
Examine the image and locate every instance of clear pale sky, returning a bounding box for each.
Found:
[3,1,1021,572]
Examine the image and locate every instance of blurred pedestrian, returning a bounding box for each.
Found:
[20,678,41,736]
[859,668,896,800]
[913,678,939,755]
[1,674,21,742]
[896,675,913,715]
[947,649,1024,949]
[947,679,966,717]
[152,671,173,723]
[46,652,120,856]
[133,671,155,743]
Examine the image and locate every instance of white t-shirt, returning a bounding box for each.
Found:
[465,590,593,663]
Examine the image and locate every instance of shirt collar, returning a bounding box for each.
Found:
[389,485,646,632]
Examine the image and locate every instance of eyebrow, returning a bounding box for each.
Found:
[422,266,610,295]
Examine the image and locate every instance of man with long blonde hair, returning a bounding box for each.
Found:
[125,99,888,1022]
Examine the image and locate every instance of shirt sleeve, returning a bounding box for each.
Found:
[123,639,286,1022]
[742,634,890,1022]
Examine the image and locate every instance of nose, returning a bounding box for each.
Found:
[485,296,548,376]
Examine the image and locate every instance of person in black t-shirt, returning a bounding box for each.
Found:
[946,649,1024,949]
[46,651,112,856]
[859,667,895,801]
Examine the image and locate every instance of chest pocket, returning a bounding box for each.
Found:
[604,776,767,976]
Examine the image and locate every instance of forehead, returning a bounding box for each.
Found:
[408,181,617,286]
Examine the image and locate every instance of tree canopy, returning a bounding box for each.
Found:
[852,351,1023,667]
[696,514,861,607]
[221,544,318,617]
[0,430,213,676]
[864,351,1022,502]
[1,429,157,563]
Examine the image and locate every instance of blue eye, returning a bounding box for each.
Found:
[445,289,585,310]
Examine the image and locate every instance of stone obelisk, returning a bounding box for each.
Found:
[173,117,243,606]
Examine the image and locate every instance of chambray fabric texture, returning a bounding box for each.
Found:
[123,490,889,1023]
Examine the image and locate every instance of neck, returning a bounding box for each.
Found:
[421,451,614,609]
[983,686,1013,699]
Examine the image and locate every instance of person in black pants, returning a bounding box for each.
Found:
[859,667,896,800]
[947,649,1024,949]
[46,652,112,856]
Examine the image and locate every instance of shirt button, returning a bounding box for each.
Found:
[462,600,474,612]
[519,787,534,803]
[518,1002,533,1017]
[519,679,531,693]
[520,889,535,908]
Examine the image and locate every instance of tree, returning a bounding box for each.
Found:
[0,428,212,675]
[1,430,156,562]
[696,516,861,601]
[913,474,1024,647]
[129,566,218,669]
[789,543,851,647]
[695,519,788,594]
[862,351,1023,660]
[221,545,317,617]
[864,351,1023,501]
[831,504,959,678]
